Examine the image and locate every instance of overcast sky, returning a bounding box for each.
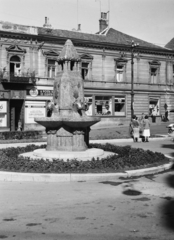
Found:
[0,0,174,47]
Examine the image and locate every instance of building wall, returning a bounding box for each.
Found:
[0,34,174,131]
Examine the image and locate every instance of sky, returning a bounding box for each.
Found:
[0,0,174,47]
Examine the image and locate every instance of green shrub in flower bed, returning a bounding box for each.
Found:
[0,143,170,173]
[0,131,43,140]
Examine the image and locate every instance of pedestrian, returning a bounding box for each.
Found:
[140,115,145,142]
[143,115,150,142]
[165,109,169,121]
[130,115,140,142]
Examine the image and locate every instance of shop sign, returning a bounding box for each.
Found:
[25,102,46,124]
[39,90,53,96]
[0,101,7,113]
[29,88,39,97]
[27,89,53,97]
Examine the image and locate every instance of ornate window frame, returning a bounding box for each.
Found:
[80,53,93,80]
[6,45,26,76]
[149,60,161,84]
[43,49,59,78]
[114,57,128,82]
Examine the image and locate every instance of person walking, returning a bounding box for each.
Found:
[130,115,140,142]
[139,113,145,142]
[143,115,150,142]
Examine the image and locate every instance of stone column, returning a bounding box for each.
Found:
[29,46,33,72]
[102,51,105,81]
[34,47,38,76]
[136,56,140,83]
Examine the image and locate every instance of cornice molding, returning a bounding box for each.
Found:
[0,30,174,57]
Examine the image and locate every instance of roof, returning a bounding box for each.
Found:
[38,27,166,50]
[165,38,174,50]
[106,28,164,49]
[0,20,171,52]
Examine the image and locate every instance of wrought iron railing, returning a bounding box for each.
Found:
[0,71,36,84]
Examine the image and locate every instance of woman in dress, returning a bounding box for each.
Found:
[130,115,140,142]
[143,115,150,142]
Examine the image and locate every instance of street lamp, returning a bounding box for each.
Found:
[130,40,139,119]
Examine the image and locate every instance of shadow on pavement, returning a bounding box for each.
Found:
[122,189,142,196]
[164,173,174,188]
[161,199,174,231]
[161,144,174,150]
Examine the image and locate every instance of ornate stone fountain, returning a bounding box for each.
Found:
[31,39,107,161]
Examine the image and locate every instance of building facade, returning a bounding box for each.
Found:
[0,16,174,131]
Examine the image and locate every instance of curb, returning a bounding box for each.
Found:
[90,137,168,144]
[0,159,173,183]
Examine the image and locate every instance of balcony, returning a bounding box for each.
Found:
[0,71,36,85]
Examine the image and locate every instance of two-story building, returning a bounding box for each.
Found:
[0,15,174,131]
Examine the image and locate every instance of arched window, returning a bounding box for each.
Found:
[10,55,21,76]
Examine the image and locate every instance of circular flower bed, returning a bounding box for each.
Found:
[0,143,170,173]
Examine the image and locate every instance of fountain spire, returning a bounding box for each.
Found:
[58,39,80,62]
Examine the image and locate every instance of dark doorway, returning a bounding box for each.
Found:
[10,100,24,131]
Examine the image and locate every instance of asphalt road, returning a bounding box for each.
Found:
[0,171,174,240]
[0,127,174,240]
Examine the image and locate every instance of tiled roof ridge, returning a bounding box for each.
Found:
[106,28,166,49]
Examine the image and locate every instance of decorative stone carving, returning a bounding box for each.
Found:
[46,129,57,135]
[35,39,100,153]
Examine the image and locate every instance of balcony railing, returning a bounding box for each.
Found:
[0,71,36,84]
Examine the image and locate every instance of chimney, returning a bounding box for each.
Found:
[43,16,52,28]
[99,12,108,32]
[77,24,81,31]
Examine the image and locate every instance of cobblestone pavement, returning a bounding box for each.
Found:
[0,171,174,240]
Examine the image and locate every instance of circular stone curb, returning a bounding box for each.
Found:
[20,149,115,161]
[0,158,173,183]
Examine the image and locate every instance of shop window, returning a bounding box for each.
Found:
[47,59,56,78]
[10,55,21,76]
[114,97,126,116]
[95,96,112,116]
[0,101,7,127]
[84,95,93,116]
[149,97,160,116]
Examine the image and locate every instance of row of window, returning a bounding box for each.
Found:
[84,95,126,116]
[84,95,161,117]
[8,55,174,83]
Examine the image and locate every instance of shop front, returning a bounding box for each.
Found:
[84,93,126,117]
[25,86,53,130]
[0,90,10,130]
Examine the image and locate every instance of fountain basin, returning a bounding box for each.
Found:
[35,116,100,129]
[34,116,100,151]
